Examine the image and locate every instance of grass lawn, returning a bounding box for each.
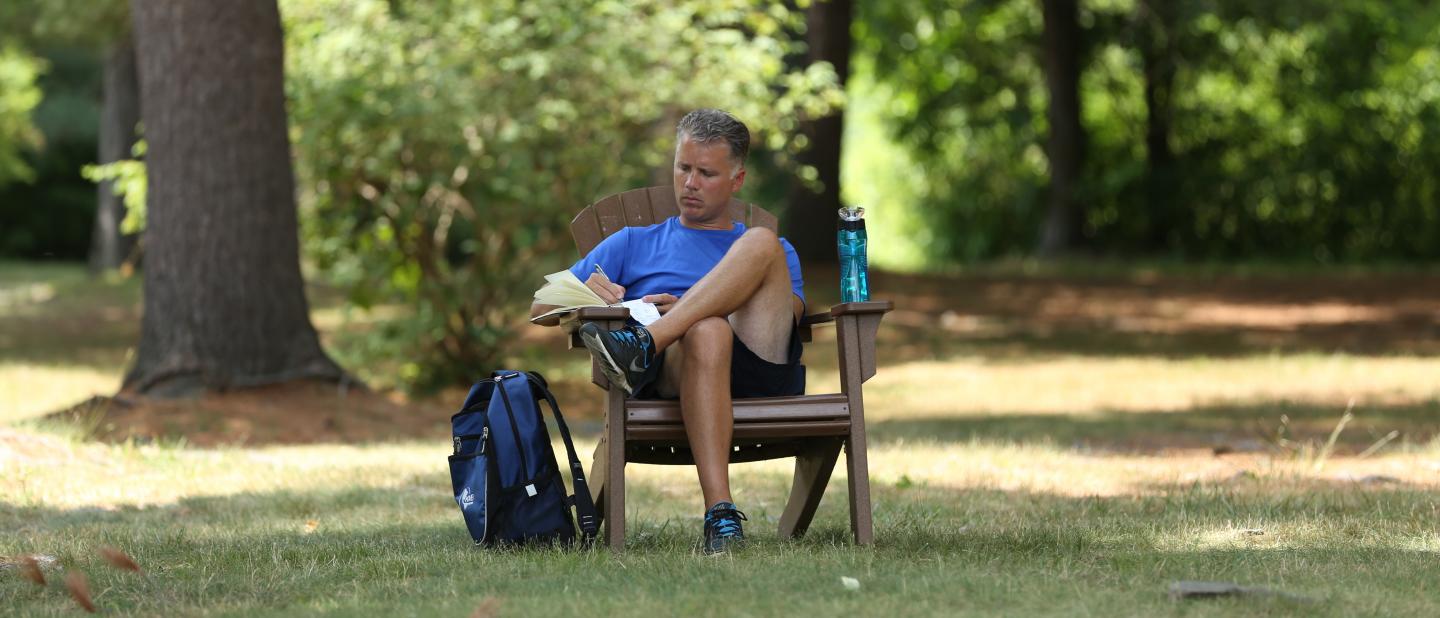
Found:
[3,260,1440,616]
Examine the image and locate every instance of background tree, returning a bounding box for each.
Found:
[89,30,140,273]
[126,0,344,395]
[784,0,854,264]
[1037,0,1087,256]
[1136,0,1178,251]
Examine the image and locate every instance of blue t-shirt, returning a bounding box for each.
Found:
[567,217,805,304]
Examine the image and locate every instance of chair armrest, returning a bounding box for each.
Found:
[831,300,894,316]
[571,306,631,320]
[560,306,630,342]
[799,301,891,342]
[800,311,834,327]
[801,300,893,326]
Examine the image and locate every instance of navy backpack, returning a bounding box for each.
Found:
[448,370,598,546]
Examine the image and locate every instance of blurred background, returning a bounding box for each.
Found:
[2,0,1438,428]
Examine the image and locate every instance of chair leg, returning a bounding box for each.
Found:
[603,399,627,551]
[845,435,874,545]
[778,439,843,539]
[589,438,608,527]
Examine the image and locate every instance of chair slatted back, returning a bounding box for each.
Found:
[571,185,779,255]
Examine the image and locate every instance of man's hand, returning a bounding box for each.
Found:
[642,293,679,315]
[586,272,626,304]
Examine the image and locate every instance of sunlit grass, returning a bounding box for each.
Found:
[0,363,122,424]
[7,260,1440,614]
[5,431,1440,615]
[813,354,1440,418]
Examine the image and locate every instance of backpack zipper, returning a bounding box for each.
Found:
[453,426,490,456]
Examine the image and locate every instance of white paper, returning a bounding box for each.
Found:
[620,299,662,326]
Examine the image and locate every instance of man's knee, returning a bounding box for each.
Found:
[739,227,783,258]
[682,317,733,366]
[743,226,778,243]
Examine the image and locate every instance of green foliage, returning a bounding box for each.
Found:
[0,0,129,49]
[853,0,1050,263]
[0,45,102,259]
[851,0,1440,265]
[1084,0,1440,260]
[0,0,129,260]
[283,0,839,389]
[0,46,44,187]
[82,140,147,235]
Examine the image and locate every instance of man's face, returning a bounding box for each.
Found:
[673,135,745,229]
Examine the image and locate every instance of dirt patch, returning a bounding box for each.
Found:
[44,381,455,447]
[38,376,611,448]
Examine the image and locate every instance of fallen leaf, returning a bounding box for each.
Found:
[840,576,861,591]
[470,596,502,618]
[304,520,319,534]
[19,555,45,586]
[65,571,97,613]
[99,546,143,573]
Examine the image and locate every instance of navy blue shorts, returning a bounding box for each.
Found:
[634,320,805,400]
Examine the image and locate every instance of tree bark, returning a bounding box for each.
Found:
[784,0,853,264]
[1139,0,1177,251]
[1038,0,1087,257]
[126,0,345,396]
[89,34,141,273]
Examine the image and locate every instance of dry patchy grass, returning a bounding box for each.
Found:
[5,260,1440,615]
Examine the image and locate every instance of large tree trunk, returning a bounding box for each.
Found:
[1139,0,1177,252]
[783,0,853,264]
[126,0,344,396]
[89,34,141,273]
[1038,0,1087,257]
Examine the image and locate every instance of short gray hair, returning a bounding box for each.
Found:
[675,109,750,168]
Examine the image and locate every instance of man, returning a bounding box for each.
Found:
[530,109,806,554]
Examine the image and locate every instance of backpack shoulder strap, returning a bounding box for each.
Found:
[525,371,599,542]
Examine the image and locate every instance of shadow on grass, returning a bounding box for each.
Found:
[0,262,142,371]
[854,269,1440,361]
[4,476,1440,615]
[867,400,1440,452]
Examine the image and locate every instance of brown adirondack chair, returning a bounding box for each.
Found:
[558,185,892,550]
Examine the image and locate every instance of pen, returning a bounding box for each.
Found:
[593,263,607,278]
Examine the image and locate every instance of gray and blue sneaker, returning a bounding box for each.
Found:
[702,501,747,555]
[578,322,659,396]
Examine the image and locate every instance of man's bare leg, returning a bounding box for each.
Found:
[673,318,735,507]
[643,227,798,509]
[647,227,796,358]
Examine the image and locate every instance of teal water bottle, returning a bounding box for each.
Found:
[837,206,870,303]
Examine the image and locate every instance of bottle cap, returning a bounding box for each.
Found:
[838,206,865,221]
